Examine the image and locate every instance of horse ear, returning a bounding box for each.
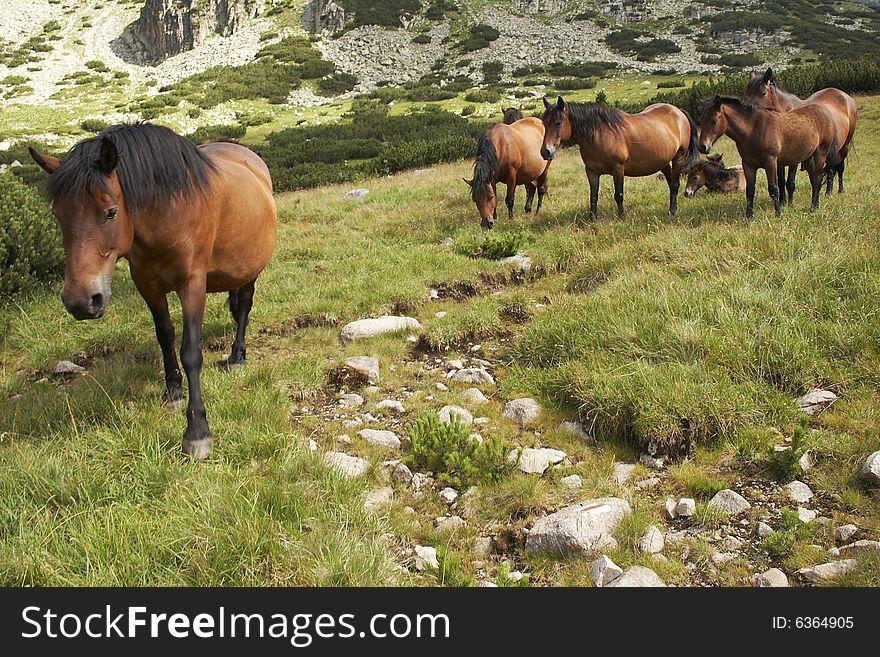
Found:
[28,147,62,174]
[708,153,723,162]
[542,97,550,109]
[463,178,473,188]
[713,94,722,107]
[557,96,565,111]
[764,67,773,82]
[98,137,118,175]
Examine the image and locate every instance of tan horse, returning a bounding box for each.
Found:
[540,96,698,220]
[744,68,858,199]
[684,153,746,196]
[698,95,841,219]
[30,124,277,459]
[465,117,551,229]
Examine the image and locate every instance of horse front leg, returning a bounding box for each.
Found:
[505,180,516,220]
[743,164,757,220]
[524,182,537,213]
[785,166,797,205]
[586,169,600,221]
[766,160,782,217]
[613,168,625,217]
[776,164,787,205]
[661,163,679,216]
[807,161,823,211]
[178,277,211,459]
[144,291,184,410]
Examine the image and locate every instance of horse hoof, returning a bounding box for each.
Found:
[164,397,185,412]
[183,436,213,460]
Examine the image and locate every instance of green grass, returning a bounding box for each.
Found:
[2,90,880,587]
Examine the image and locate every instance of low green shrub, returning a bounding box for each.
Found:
[456,230,528,260]
[188,123,247,144]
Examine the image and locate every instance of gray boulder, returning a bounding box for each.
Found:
[526,497,632,556]
[357,429,401,449]
[589,555,623,587]
[451,368,495,386]
[344,355,380,383]
[798,559,857,584]
[510,447,567,475]
[708,489,751,515]
[503,398,542,426]
[438,405,473,426]
[604,565,666,587]
[784,480,813,504]
[324,452,370,478]
[340,316,421,343]
[858,450,880,486]
[795,389,837,414]
[753,568,789,587]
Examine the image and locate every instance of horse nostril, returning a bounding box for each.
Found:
[90,293,104,313]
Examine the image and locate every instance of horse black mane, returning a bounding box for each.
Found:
[687,158,738,182]
[542,101,624,141]
[472,132,498,197]
[744,73,791,98]
[705,96,768,113]
[48,123,217,212]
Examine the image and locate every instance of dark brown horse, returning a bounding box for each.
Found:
[684,153,746,196]
[29,124,277,459]
[465,117,551,229]
[540,96,698,220]
[502,107,524,124]
[698,95,840,219]
[744,67,858,200]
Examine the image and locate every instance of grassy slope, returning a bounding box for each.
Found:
[1,96,879,587]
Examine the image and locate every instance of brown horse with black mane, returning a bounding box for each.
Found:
[29,124,277,459]
[465,116,551,228]
[540,96,698,220]
[744,67,858,201]
[684,153,746,197]
[502,107,524,124]
[698,95,840,219]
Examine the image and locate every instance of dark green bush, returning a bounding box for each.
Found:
[459,24,500,52]
[0,175,63,298]
[337,0,420,28]
[316,72,358,96]
[412,34,431,44]
[80,118,111,133]
[464,88,501,103]
[188,123,247,144]
[553,77,596,91]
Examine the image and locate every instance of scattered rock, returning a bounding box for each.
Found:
[53,360,85,375]
[708,489,751,515]
[613,462,636,484]
[589,555,623,587]
[638,525,665,554]
[435,515,466,530]
[451,368,495,386]
[635,476,660,490]
[664,498,678,520]
[343,355,380,383]
[391,462,414,487]
[753,568,789,587]
[474,537,493,556]
[797,507,817,523]
[711,551,736,565]
[560,474,582,490]
[835,524,859,544]
[445,358,464,370]
[675,498,696,518]
[435,382,449,391]
[503,398,542,426]
[558,420,592,442]
[342,418,363,429]
[798,560,857,584]
[461,387,488,405]
[720,536,743,551]
[857,450,880,486]
[342,188,369,200]
[784,480,814,504]
[799,450,815,472]
[376,399,405,414]
[795,389,837,414]
[501,254,532,274]
[357,429,401,449]
[324,452,370,478]
[755,522,774,539]
[438,404,473,426]
[414,545,438,571]
[364,486,394,512]
[639,453,666,469]
[510,447,567,475]
[604,565,666,588]
[340,316,421,343]
[439,487,459,504]
[480,581,498,588]
[838,540,880,558]
[339,393,364,408]
[525,497,632,556]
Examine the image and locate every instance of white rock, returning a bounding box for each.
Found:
[675,498,696,517]
[435,311,447,318]
[414,545,438,571]
[375,399,405,414]
[501,254,532,273]
[708,489,751,515]
[613,462,636,484]
[451,368,495,386]
[474,537,493,556]
[835,524,858,544]
[784,480,814,504]
[604,565,666,587]
[340,316,421,343]
[324,452,370,478]
[797,507,817,523]
[664,498,678,520]
[639,453,666,469]
[589,555,624,587]
[838,540,880,557]
[438,404,473,426]
[445,359,464,370]
[827,547,840,559]
[357,429,401,449]
[392,462,414,487]
[753,568,788,587]
[858,450,880,486]
[435,515,466,530]
[435,382,448,391]
[342,188,369,200]
[468,433,484,444]
[337,434,352,445]
[560,474,582,490]
[503,398,542,426]
[638,525,665,554]
[799,450,815,472]
[342,418,363,429]
[439,487,459,504]
[526,497,632,556]
[53,360,85,374]
[558,420,592,442]
[755,522,774,539]
[461,387,488,405]
[339,393,364,408]
[798,560,857,584]
[364,487,394,512]
[711,551,736,565]
[510,447,567,475]
[796,388,837,414]
[343,355,380,383]
[480,581,498,588]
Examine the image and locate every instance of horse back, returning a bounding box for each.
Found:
[496,118,549,182]
[803,88,858,144]
[616,103,690,174]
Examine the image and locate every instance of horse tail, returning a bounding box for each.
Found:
[822,137,842,188]
[682,109,699,166]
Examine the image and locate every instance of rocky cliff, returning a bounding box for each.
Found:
[119,0,271,64]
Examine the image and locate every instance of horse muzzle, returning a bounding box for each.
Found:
[62,290,108,320]
[698,144,710,155]
[540,147,555,161]
[480,217,494,230]
[684,189,695,198]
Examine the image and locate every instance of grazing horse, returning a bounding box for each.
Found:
[465,117,551,229]
[29,124,277,459]
[540,96,698,220]
[502,107,524,124]
[744,67,857,198]
[698,95,840,219]
[684,153,746,196]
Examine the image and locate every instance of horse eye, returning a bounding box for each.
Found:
[105,207,118,221]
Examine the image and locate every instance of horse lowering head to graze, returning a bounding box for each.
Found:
[465,117,552,229]
[540,95,698,220]
[684,153,746,196]
[29,123,277,459]
[502,107,524,124]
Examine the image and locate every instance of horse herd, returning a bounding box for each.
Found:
[467,68,858,224]
[21,67,858,459]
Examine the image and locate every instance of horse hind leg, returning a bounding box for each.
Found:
[613,169,625,217]
[837,159,845,193]
[524,182,537,213]
[505,182,516,220]
[226,279,256,367]
[785,167,797,205]
[661,164,678,216]
[776,164,788,205]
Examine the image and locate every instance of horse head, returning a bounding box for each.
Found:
[697,95,727,155]
[540,96,571,161]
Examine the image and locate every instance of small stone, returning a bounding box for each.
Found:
[784,480,814,504]
[53,360,85,375]
[711,551,736,565]
[468,433,484,444]
[589,555,623,587]
[510,447,567,474]
[344,356,380,383]
[435,515,466,530]
[480,581,498,588]
[837,540,880,557]
[451,368,495,386]
[857,450,880,486]
[664,498,678,520]
[708,489,751,515]
[639,453,666,469]
[435,382,449,391]
[357,429,401,449]
[755,522,774,539]
[445,359,464,370]
[337,434,352,445]
[795,388,837,414]
[501,254,532,273]
[503,398,542,426]
[637,525,665,554]
[339,393,364,408]
[474,537,493,556]
[675,498,696,517]
[797,507,817,523]
[435,311,447,318]
[635,477,661,490]
[558,420,592,442]
[342,418,363,429]
[414,545,438,571]
[799,450,815,472]
[798,560,857,584]
[375,399,405,414]
[560,474,582,490]
[604,565,665,588]
[835,524,858,544]
[364,486,394,512]
[613,462,636,484]
[342,188,369,200]
[438,405,473,426]
[827,547,840,558]
[439,487,459,504]
[340,316,421,343]
[753,568,789,587]
[461,388,488,405]
[392,462,413,487]
[308,439,318,452]
[324,452,370,478]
